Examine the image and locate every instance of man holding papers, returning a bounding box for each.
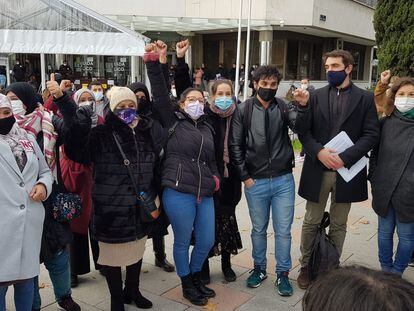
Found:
[293,50,380,289]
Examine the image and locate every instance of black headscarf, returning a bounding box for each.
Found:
[128,82,152,115]
[5,82,38,114]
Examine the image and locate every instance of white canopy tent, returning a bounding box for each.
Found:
[0,0,149,88]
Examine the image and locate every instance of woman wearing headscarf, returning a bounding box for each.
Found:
[58,88,104,287]
[49,79,165,310]
[5,82,56,170]
[6,81,79,311]
[0,94,53,311]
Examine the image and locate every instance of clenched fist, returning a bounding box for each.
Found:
[380,70,392,85]
[176,39,190,58]
[155,40,168,64]
[293,88,310,107]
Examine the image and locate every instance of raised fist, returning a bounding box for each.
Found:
[176,39,190,58]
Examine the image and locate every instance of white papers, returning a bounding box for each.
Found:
[324,131,368,183]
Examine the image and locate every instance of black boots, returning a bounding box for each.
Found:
[180,274,208,306]
[221,251,237,282]
[201,252,237,284]
[200,259,211,285]
[153,236,175,272]
[123,260,153,309]
[103,266,125,311]
[192,272,216,298]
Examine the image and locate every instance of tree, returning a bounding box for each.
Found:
[373,1,414,76]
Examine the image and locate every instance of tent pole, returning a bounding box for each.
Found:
[40,53,46,92]
[234,0,243,98]
[243,0,252,101]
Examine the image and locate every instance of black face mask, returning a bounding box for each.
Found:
[0,115,16,135]
[257,87,277,102]
[137,97,151,114]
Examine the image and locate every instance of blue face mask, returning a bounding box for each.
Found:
[114,108,137,125]
[327,70,348,87]
[214,96,233,111]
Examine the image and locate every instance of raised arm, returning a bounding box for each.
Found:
[47,74,94,164]
[174,39,192,98]
[144,41,175,128]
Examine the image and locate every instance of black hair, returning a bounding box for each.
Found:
[89,81,103,89]
[252,65,282,84]
[179,87,204,104]
[303,265,414,311]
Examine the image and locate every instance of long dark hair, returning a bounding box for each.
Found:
[303,265,414,311]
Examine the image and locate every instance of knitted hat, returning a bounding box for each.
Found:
[74,88,95,106]
[0,93,12,110]
[107,86,137,112]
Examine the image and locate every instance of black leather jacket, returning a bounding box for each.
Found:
[230,96,296,181]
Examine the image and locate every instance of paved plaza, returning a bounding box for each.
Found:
[6,161,414,311]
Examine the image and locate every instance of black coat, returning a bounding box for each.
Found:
[55,93,163,244]
[296,84,380,203]
[370,113,414,223]
[146,58,219,198]
[230,97,296,181]
[206,106,242,210]
[162,111,219,199]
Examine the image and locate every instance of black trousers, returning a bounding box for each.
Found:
[70,227,100,275]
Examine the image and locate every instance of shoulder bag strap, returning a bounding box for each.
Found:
[112,132,140,196]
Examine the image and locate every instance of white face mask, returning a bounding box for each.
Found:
[301,84,308,90]
[10,99,26,116]
[395,97,414,113]
[93,91,103,101]
[79,100,94,107]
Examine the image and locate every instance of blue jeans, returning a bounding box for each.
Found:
[378,207,414,275]
[0,278,34,311]
[33,249,71,309]
[163,188,215,277]
[244,174,295,274]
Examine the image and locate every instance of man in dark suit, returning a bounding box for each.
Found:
[293,50,380,289]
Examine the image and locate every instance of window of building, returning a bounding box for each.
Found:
[272,39,285,78]
[343,42,366,80]
[285,40,323,81]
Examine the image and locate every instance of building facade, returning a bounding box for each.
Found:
[75,0,378,92]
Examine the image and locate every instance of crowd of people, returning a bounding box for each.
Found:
[0,38,414,311]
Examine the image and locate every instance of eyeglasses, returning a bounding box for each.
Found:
[185,96,205,103]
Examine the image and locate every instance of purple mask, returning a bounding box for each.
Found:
[114,108,137,125]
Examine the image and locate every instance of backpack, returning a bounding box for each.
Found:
[308,212,340,282]
[242,97,291,136]
[167,111,215,139]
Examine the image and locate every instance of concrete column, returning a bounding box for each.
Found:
[219,40,225,64]
[364,45,374,85]
[5,56,11,86]
[259,29,273,65]
[55,54,64,71]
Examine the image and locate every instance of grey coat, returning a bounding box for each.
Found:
[370,113,414,223]
[0,134,53,283]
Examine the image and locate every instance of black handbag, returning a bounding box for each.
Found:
[52,145,82,222]
[308,212,340,282]
[112,132,160,223]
